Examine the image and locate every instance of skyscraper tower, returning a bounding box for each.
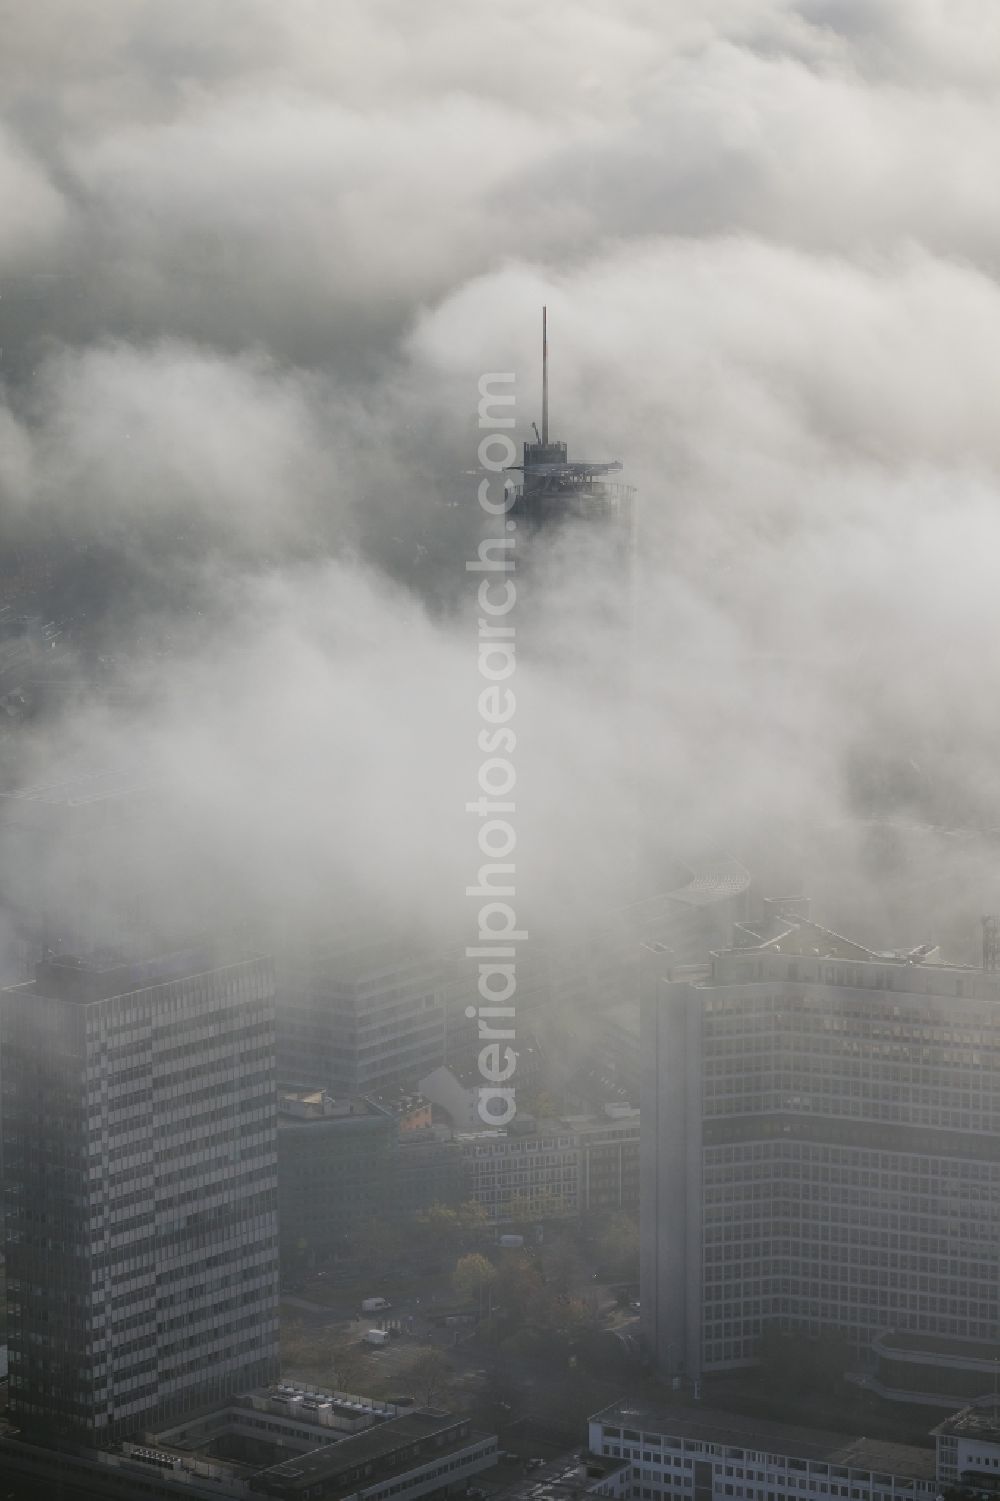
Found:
[508,306,635,565]
[1,942,280,1441]
[641,915,1000,1403]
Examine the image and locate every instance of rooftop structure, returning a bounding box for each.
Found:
[0,1391,497,1501]
[506,308,634,542]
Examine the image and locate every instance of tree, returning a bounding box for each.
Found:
[455,1200,490,1240]
[416,1200,490,1255]
[331,1339,369,1394]
[453,1252,497,1308]
[493,1251,544,1323]
[408,1348,451,1406]
[523,1089,560,1120]
[536,1290,593,1342]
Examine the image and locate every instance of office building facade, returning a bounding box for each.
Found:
[588,1401,939,1501]
[1,946,280,1440]
[641,918,1000,1393]
[277,933,446,1096]
[458,1110,640,1223]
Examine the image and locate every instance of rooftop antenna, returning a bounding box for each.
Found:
[541,305,549,445]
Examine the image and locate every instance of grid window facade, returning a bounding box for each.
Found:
[2,953,280,1441]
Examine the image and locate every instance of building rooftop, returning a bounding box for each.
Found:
[253,1408,488,1494]
[295,934,438,985]
[664,854,752,909]
[590,1403,936,1482]
[874,1329,1000,1365]
[365,1087,431,1117]
[496,1452,629,1501]
[933,1401,1000,1444]
[0,765,153,835]
[20,945,265,1005]
[278,1091,390,1125]
[0,764,150,807]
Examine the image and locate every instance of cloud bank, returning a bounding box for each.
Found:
[2,0,1000,967]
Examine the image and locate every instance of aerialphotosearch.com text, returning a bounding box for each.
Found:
[465,370,522,1126]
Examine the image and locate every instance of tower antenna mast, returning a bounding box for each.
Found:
[541,305,549,446]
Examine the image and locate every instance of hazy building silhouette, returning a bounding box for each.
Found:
[277,931,446,1095]
[0,943,280,1441]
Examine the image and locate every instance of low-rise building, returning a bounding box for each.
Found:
[457,1109,640,1223]
[0,1388,497,1501]
[588,1401,939,1501]
[278,1093,398,1267]
[495,1451,628,1501]
[934,1402,1000,1490]
[278,1091,464,1270]
[394,1132,465,1219]
[250,1406,496,1500]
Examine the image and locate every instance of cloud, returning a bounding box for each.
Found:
[3,0,1000,970]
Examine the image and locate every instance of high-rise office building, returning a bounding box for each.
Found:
[508,306,635,559]
[641,912,1000,1402]
[0,766,155,982]
[1,943,280,1441]
[0,765,244,985]
[277,931,446,1095]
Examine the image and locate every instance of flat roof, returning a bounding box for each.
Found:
[934,1402,1000,1442]
[0,765,149,807]
[17,949,268,1006]
[256,1409,486,1490]
[665,855,752,909]
[875,1329,1000,1363]
[590,1404,936,1482]
[496,1453,629,1500]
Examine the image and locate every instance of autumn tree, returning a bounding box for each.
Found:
[452,1252,497,1309]
[414,1200,490,1256]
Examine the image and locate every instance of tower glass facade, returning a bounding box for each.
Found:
[641,928,1000,1383]
[1,946,280,1440]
